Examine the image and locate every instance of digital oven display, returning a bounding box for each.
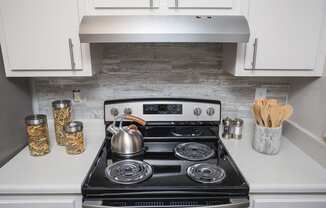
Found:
[143,104,182,115]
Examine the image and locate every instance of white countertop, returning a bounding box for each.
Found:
[221,120,326,194]
[0,119,326,195]
[0,119,105,194]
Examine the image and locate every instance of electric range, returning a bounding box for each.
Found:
[82,98,249,208]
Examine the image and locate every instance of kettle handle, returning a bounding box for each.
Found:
[113,114,146,128]
[125,114,146,126]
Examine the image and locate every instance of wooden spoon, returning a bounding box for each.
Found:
[269,105,284,128]
[252,104,264,126]
[260,104,270,127]
[280,104,294,125]
[267,99,279,107]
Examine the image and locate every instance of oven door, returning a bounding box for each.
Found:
[83,197,249,208]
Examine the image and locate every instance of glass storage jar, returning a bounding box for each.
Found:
[64,121,85,155]
[52,100,72,145]
[25,114,50,156]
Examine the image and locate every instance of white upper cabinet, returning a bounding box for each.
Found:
[0,0,92,77]
[93,0,159,9]
[230,0,326,77]
[167,0,234,9]
[86,0,241,15]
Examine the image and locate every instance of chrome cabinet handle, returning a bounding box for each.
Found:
[251,38,258,70]
[149,0,153,8]
[68,38,76,70]
[175,0,179,8]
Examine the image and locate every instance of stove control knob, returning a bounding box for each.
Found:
[206,107,215,116]
[193,107,202,116]
[110,108,119,117]
[124,107,132,115]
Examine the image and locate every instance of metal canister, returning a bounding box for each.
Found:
[25,114,50,156]
[232,118,244,139]
[52,100,72,145]
[222,117,233,139]
[64,121,85,155]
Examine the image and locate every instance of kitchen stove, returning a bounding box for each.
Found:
[82,98,249,208]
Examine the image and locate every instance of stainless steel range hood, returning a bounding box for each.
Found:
[79,15,250,43]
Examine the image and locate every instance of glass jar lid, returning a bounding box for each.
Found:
[52,100,71,109]
[64,121,83,133]
[25,114,47,125]
[233,118,244,126]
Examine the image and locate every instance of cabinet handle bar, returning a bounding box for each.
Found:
[68,38,76,70]
[251,38,258,70]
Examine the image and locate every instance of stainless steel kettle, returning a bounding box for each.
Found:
[107,114,146,156]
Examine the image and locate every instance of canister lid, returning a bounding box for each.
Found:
[222,117,233,126]
[25,114,47,125]
[64,121,83,133]
[233,118,244,126]
[52,100,71,109]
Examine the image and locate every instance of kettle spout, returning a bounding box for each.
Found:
[107,124,119,135]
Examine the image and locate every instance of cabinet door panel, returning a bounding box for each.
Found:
[245,0,326,70]
[168,0,233,9]
[0,0,82,70]
[253,198,326,208]
[93,0,159,9]
[0,199,75,208]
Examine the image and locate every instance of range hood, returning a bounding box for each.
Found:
[79,15,250,43]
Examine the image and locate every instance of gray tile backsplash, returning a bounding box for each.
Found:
[32,43,290,119]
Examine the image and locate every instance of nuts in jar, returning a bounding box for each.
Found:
[52,100,72,146]
[25,114,50,156]
[64,121,85,155]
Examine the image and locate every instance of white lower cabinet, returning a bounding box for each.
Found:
[250,194,326,208]
[0,195,82,208]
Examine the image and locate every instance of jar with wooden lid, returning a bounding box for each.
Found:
[64,121,85,155]
[25,114,50,156]
[52,100,72,146]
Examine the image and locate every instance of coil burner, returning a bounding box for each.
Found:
[174,142,215,161]
[187,163,226,184]
[105,159,152,185]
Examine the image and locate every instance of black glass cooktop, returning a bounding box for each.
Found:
[82,128,248,197]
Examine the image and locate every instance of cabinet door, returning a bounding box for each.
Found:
[0,195,82,208]
[252,198,326,208]
[92,0,159,9]
[244,0,326,71]
[168,0,234,9]
[0,0,82,71]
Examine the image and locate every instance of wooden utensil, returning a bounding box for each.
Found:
[267,99,279,107]
[269,105,284,128]
[281,104,294,123]
[260,104,270,127]
[252,104,264,126]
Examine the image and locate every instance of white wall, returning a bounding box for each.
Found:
[288,67,326,140]
[0,47,32,167]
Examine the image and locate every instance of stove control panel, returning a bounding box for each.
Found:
[143,104,182,115]
[105,99,221,123]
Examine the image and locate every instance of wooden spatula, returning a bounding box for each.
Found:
[252,104,264,126]
[260,104,270,127]
[281,104,294,123]
[269,105,284,128]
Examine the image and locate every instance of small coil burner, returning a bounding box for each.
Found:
[105,160,152,185]
[187,163,226,184]
[174,142,215,161]
[171,127,203,137]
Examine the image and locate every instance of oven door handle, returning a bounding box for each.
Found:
[83,198,249,208]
